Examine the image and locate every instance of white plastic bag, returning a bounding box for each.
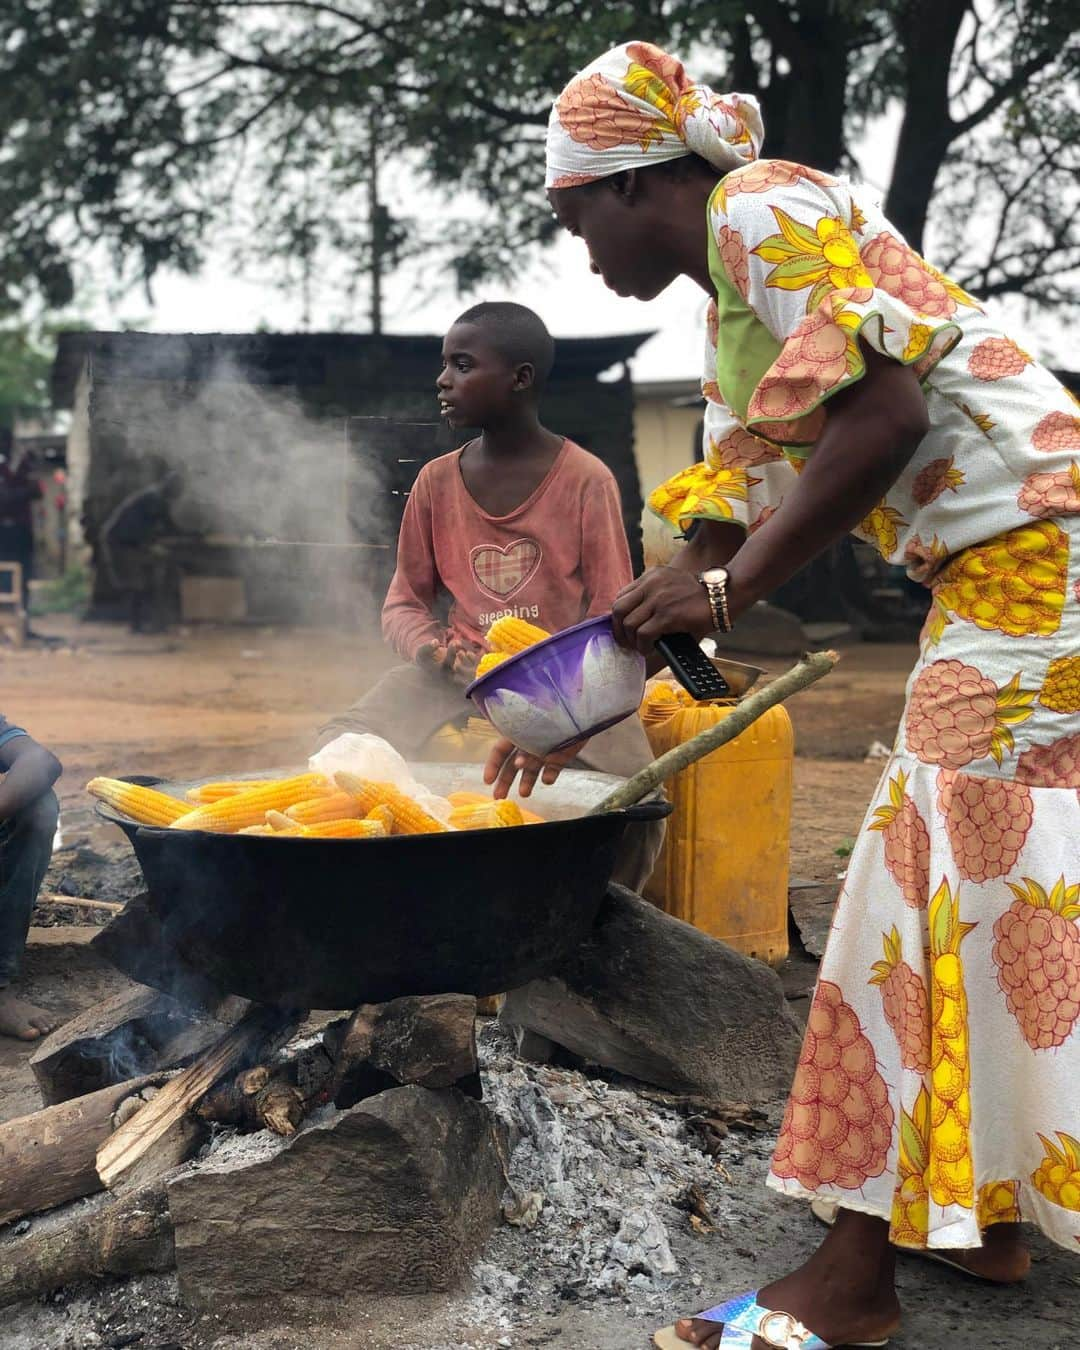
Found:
[308,733,453,823]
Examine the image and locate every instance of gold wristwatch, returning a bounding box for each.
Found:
[698,567,732,633]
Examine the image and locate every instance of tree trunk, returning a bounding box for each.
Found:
[883,0,969,250]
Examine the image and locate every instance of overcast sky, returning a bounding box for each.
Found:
[82,107,1065,385]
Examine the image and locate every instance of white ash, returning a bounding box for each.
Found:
[179,1102,340,1177]
[470,1022,745,1327]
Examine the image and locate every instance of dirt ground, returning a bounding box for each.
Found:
[3,617,1073,1350]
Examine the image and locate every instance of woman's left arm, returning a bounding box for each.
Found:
[612,342,929,650]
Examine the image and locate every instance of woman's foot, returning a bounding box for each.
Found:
[0,987,58,1040]
[673,1211,901,1348]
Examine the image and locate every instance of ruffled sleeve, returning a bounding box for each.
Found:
[648,389,798,535]
[710,167,978,447]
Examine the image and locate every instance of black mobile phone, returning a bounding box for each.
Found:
[655,633,731,701]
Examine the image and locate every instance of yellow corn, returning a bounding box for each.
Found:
[185,779,267,804]
[238,824,274,836]
[365,804,395,834]
[264,809,385,839]
[475,651,510,677]
[448,800,525,830]
[86,777,190,827]
[485,616,550,655]
[447,789,544,824]
[186,777,334,805]
[170,773,331,833]
[299,818,387,839]
[333,773,448,834]
[284,791,364,825]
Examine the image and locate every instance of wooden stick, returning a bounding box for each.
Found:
[38,892,123,915]
[96,1005,300,1189]
[594,649,840,814]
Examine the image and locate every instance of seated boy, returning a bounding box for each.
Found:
[0,715,61,1040]
[318,301,662,890]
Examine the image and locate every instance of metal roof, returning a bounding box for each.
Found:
[51,329,653,409]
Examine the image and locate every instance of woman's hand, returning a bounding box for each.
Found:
[611,566,715,654]
[483,736,588,798]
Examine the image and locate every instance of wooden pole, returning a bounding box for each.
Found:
[593,649,840,814]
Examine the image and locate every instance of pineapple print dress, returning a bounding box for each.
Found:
[649,159,1080,1254]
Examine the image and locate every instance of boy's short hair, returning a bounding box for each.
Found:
[454,302,555,388]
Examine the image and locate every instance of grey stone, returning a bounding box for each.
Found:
[167,1085,508,1319]
[500,885,802,1103]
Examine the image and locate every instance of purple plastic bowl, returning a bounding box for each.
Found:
[465,615,647,757]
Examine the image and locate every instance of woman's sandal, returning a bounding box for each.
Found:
[809,1198,1018,1284]
[652,1290,890,1349]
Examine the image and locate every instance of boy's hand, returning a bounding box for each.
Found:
[415,639,450,671]
[447,639,481,687]
[484,736,586,799]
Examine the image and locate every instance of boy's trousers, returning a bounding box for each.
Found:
[317,665,664,895]
[0,791,58,985]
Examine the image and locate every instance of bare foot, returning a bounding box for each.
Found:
[673,1211,901,1349]
[0,987,58,1041]
[939,1224,1031,1283]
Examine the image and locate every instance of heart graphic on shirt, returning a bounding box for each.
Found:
[471,538,542,601]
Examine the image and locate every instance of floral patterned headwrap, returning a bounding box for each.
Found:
[545,42,764,190]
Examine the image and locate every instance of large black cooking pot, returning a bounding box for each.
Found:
[94,763,668,1008]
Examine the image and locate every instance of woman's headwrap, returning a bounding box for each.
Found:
[545,42,764,190]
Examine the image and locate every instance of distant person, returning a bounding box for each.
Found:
[0,715,61,1041]
[0,430,40,612]
[99,467,184,633]
[317,301,663,891]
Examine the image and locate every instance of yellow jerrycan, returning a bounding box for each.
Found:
[640,680,793,965]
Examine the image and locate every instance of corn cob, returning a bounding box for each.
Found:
[284,791,364,825]
[186,777,334,805]
[448,800,525,830]
[333,772,449,834]
[485,616,550,655]
[185,779,269,804]
[475,651,510,677]
[299,818,387,839]
[86,777,190,827]
[170,773,331,833]
[264,811,304,834]
[265,809,386,839]
[238,824,274,836]
[365,804,395,834]
[447,789,544,825]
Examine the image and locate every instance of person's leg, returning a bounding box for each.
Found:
[0,791,60,1041]
[574,715,665,893]
[673,1209,901,1348]
[314,664,467,757]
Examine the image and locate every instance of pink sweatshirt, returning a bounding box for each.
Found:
[382,440,633,661]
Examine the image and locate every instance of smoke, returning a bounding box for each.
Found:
[97,351,380,542]
[87,345,414,627]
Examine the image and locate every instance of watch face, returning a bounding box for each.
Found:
[700,567,729,585]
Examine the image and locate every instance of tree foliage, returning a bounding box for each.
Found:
[0,0,1076,325]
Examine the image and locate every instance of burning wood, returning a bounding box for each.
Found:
[96,1004,302,1188]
